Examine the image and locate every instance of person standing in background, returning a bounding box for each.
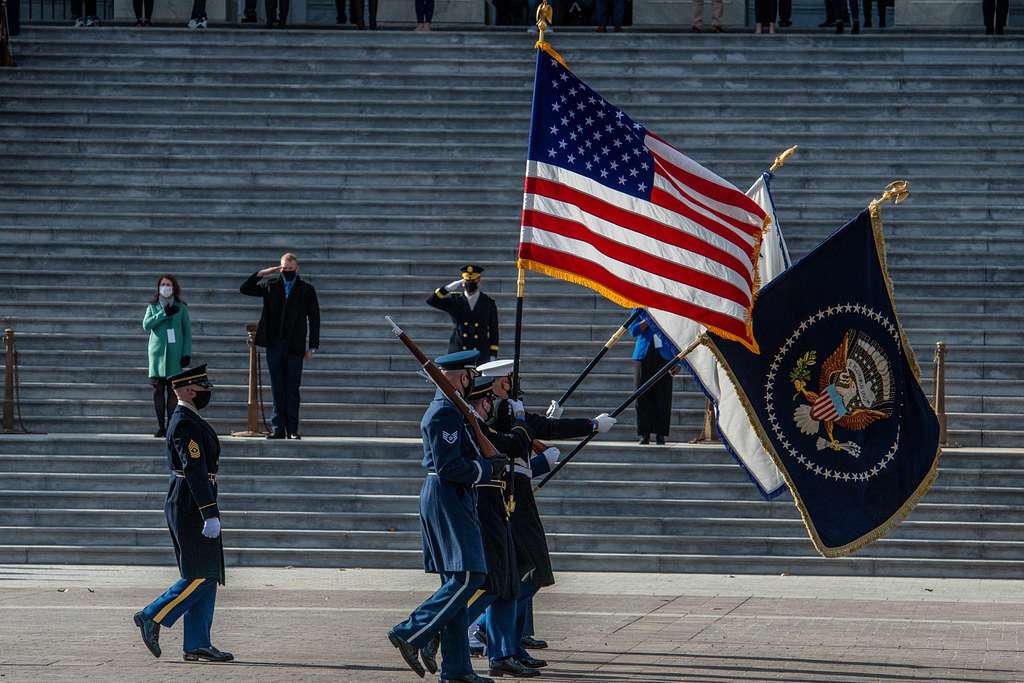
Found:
[132,0,153,26]
[240,253,320,440]
[692,0,723,32]
[982,0,1008,33]
[415,0,434,30]
[628,310,678,445]
[144,275,192,438]
[427,265,500,363]
[755,0,778,32]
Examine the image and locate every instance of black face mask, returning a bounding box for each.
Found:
[464,281,479,293]
[282,270,297,281]
[192,390,211,410]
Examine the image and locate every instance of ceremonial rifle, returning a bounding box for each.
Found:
[386,316,500,460]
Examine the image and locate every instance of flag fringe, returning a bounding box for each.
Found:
[869,204,923,381]
[518,257,758,353]
[536,42,568,69]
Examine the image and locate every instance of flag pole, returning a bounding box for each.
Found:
[547,308,642,417]
[534,336,702,492]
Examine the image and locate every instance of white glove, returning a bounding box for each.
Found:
[593,413,616,433]
[507,399,526,419]
[545,400,564,420]
[541,446,561,469]
[202,517,221,539]
[444,279,464,292]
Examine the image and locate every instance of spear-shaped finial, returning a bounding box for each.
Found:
[768,145,799,173]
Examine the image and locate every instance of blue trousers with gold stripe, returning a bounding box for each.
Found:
[142,577,217,652]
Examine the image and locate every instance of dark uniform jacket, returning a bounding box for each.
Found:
[427,287,499,361]
[476,418,534,599]
[491,400,595,588]
[240,271,321,355]
[419,390,498,575]
[165,404,225,585]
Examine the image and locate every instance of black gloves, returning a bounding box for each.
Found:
[181,356,191,368]
[164,304,180,316]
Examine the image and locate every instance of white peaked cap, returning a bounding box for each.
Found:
[476,359,514,378]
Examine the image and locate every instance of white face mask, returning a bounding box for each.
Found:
[159,285,173,298]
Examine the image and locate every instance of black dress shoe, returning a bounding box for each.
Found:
[655,435,666,445]
[779,19,791,26]
[490,656,540,677]
[183,645,234,662]
[287,432,301,440]
[420,634,439,674]
[835,21,844,33]
[133,611,161,658]
[388,630,425,678]
[851,19,860,33]
[266,431,286,439]
[154,428,166,438]
[516,654,547,668]
[520,636,547,649]
[638,435,650,445]
[439,674,494,683]
[819,19,835,26]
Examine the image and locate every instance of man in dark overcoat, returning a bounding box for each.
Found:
[133,364,233,663]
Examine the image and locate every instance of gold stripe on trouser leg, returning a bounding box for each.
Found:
[466,589,487,608]
[154,578,205,624]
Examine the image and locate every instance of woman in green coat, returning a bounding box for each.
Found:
[143,275,192,437]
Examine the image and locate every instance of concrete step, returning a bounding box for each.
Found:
[2,542,1021,578]
[5,108,1024,137]
[7,508,1024,542]
[4,525,1024,562]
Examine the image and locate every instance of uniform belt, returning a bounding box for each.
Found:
[173,471,217,484]
[475,480,506,490]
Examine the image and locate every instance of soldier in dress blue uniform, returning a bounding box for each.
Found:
[133,364,234,663]
[427,265,501,362]
[388,350,508,683]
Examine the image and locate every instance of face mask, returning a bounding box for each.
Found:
[192,390,211,410]
[159,285,173,298]
[283,270,297,281]
[464,282,478,293]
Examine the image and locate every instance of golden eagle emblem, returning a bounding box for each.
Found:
[790,330,894,458]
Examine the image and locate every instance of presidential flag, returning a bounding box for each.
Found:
[518,48,768,352]
[649,171,792,498]
[703,208,940,557]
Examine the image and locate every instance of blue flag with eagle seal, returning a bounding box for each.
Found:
[703,208,940,557]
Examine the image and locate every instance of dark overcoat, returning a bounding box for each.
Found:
[419,391,496,574]
[165,404,225,585]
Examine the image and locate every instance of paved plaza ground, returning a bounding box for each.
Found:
[0,565,1021,682]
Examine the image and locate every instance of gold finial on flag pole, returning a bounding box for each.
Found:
[768,145,799,173]
[869,180,911,211]
[535,0,554,49]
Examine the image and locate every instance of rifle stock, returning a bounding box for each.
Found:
[386,316,500,460]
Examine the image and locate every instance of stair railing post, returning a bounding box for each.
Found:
[3,329,14,431]
[932,340,947,446]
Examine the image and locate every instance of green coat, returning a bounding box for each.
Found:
[144,302,192,379]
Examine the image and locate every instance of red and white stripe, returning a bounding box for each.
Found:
[519,134,767,349]
[811,393,840,422]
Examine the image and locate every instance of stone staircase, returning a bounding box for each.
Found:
[1,27,1022,577]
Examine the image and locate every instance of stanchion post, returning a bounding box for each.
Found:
[231,323,267,438]
[932,340,947,446]
[3,329,14,432]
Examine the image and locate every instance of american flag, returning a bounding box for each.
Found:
[518,49,768,351]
